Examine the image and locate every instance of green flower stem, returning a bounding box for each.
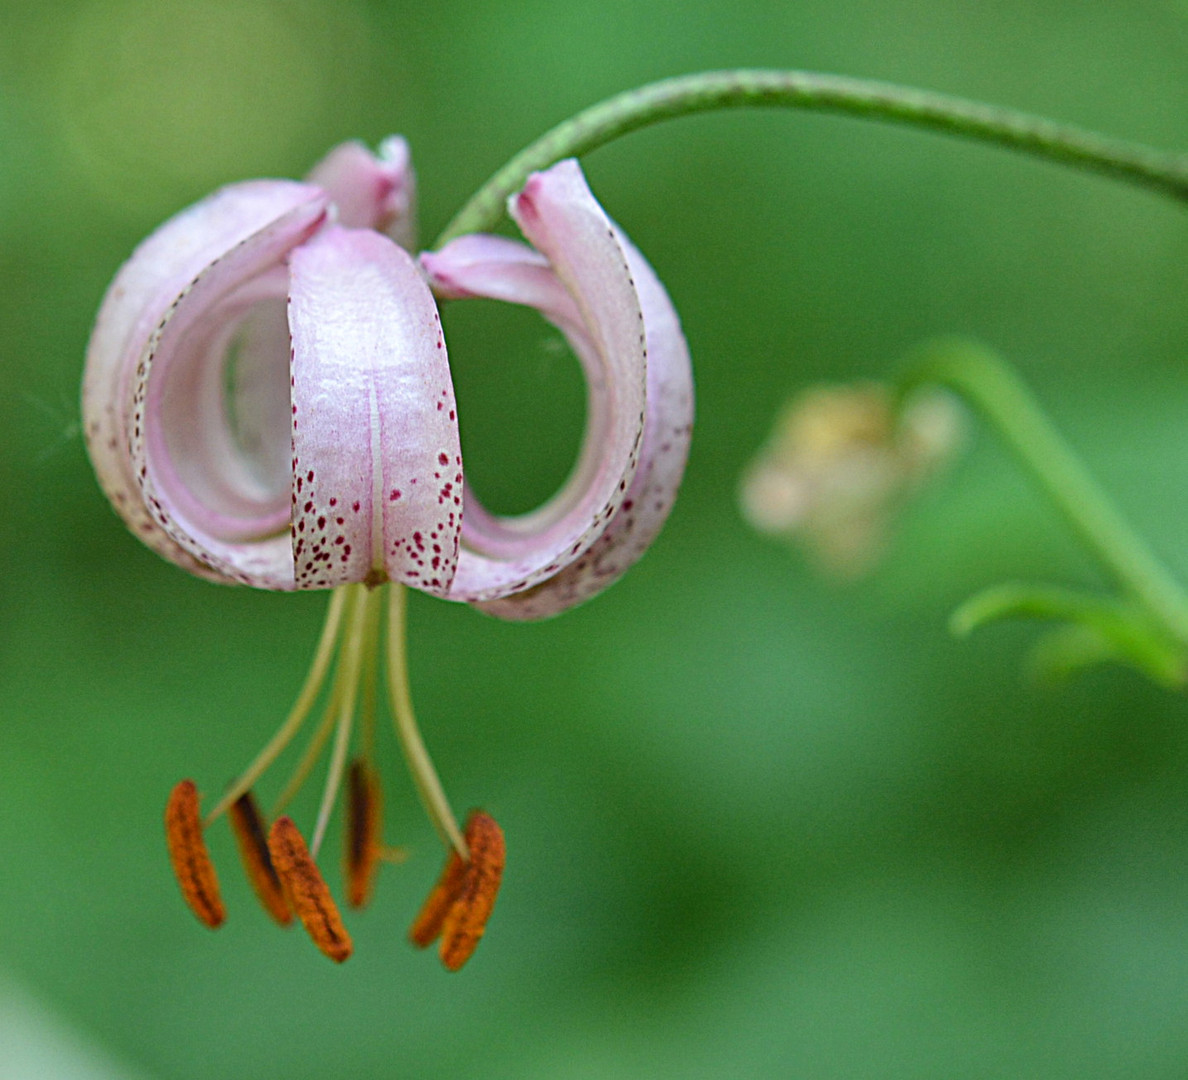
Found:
[898,339,1188,648]
[435,69,1188,246]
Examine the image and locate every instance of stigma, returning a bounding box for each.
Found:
[162,582,504,969]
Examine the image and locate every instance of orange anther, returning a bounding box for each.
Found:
[440,811,505,971]
[267,816,353,963]
[344,760,382,909]
[409,810,506,971]
[164,780,225,929]
[408,846,466,948]
[228,791,291,926]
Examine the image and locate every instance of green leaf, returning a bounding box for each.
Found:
[950,582,1186,688]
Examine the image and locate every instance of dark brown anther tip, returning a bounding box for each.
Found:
[267,816,353,963]
[228,790,291,926]
[344,760,382,909]
[164,779,226,929]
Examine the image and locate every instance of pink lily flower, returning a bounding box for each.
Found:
[80,139,693,967]
[82,139,693,617]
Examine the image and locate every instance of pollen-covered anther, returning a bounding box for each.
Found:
[440,811,505,971]
[267,816,353,962]
[408,846,466,949]
[344,759,383,908]
[408,810,506,971]
[228,791,291,926]
[164,779,226,929]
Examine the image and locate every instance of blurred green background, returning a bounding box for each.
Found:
[4,1,1188,1076]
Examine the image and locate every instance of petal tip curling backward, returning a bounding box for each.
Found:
[306,137,417,249]
[91,181,330,590]
[436,160,693,619]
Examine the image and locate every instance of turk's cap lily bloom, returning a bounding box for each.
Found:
[82,139,693,966]
[82,139,694,620]
[739,382,962,577]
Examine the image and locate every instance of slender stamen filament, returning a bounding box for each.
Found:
[204,585,350,826]
[269,692,340,816]
[310,585,378,856]
[385,584,467,858]
[358,583,383,763]
[168,581,492,960]
[270,588,364,818]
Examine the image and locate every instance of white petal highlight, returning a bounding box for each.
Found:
[288,226,462,593]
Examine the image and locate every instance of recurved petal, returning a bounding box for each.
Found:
[84,180,329,586]
[422,234,588,349]
[422,161,692,618]
[477,232,693,619]
[305,136,417,249]
[426,160,649,606]
[287,225,462,593]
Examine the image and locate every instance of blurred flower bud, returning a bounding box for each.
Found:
[738,382,963,577]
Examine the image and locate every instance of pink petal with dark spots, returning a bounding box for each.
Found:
[421,160,692,618]
[84,180,329,587]
[287,225,461,593]
[422,160,651,607]
[478,232,693,620]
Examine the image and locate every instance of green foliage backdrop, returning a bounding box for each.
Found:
[2,1,1188,1076]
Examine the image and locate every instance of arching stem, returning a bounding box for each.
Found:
[435,69,1188,246]
[204,585,350,826]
